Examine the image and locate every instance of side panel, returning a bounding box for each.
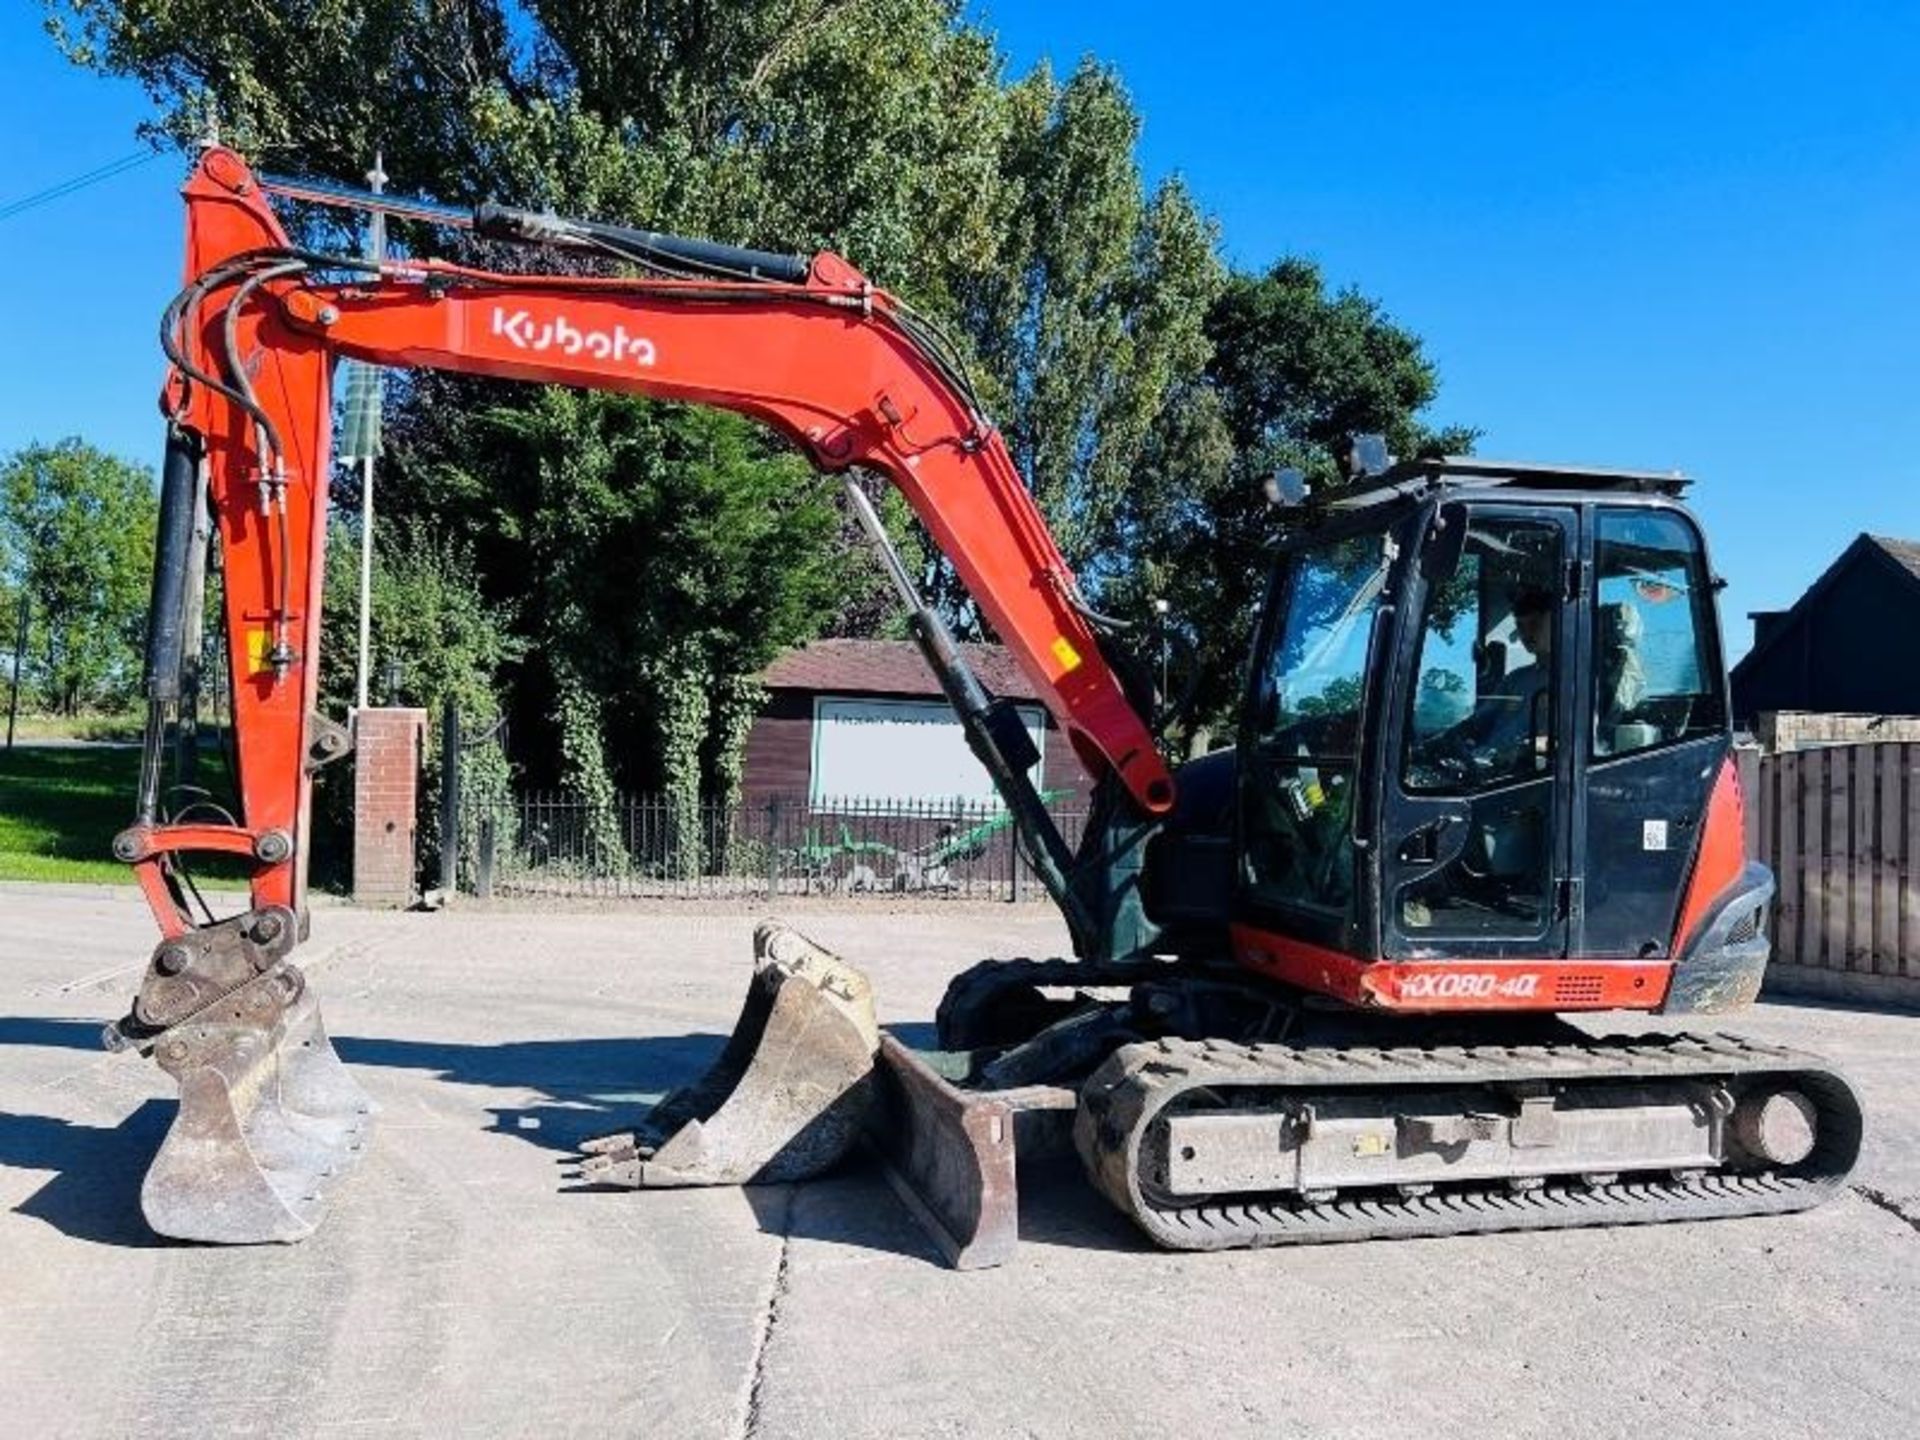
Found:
[1230,922,1672,1012]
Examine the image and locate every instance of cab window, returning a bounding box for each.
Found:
[1244,532,1393,914]
[1403,517,1563,794]
[1591,510,1726,759]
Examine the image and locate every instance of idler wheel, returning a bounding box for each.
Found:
[1733,1089,1817,1166]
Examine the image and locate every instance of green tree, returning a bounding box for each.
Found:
[1095,260,1476,741]
[0,440,156,714]
[382,387,849,866]
[310,518,523,886]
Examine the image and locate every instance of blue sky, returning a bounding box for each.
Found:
[2,2,1915,653]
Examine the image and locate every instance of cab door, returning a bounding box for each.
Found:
[1380,504,1577,959]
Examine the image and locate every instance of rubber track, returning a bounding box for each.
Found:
[1076,1032,1864,1250]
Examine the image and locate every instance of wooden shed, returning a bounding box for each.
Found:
[1731,534,1920,726]
[739,639,1092,808]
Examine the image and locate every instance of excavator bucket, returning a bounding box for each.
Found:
[574,922,881,1187]
[137,974,375,1244]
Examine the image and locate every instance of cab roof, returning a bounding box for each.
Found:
[1326,456,1691,513]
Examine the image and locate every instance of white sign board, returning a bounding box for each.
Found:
[811,697,1044,809]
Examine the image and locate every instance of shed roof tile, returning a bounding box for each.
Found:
[760,638,1041,700]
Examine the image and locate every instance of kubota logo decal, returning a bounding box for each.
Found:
[491,306,657,366]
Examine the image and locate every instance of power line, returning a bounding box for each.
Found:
[0,150,162,225]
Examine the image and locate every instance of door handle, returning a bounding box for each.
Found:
[1399,817,1452,864]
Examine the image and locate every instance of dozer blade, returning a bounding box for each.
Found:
[866,1034,1073,1269]
[574,922,881,1188]
[141,973,375,1244]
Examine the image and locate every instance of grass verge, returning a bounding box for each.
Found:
[4,710,145,743]
[0,744,247,886]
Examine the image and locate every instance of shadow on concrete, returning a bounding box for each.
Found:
[1,1016,1143,1265]
[2,1100,173,1247]
[330,1031,730,1153]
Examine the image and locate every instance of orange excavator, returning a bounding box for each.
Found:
[108,147,1860,1264]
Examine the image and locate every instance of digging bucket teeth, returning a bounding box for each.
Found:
[573,922,881,1188]
[109,911,375,1244]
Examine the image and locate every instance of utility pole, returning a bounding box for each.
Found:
[353,151,388,715]
[5,592,26,750]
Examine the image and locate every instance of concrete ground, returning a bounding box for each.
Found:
[1,882,1916,1440]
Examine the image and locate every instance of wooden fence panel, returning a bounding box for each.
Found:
[1875,746,1902,975]
[1755,740,1920,986]
[1804,748,1830,968]
[1904,745,1920,978]
[1776,751,1801,963]
[1850,746,1874,970]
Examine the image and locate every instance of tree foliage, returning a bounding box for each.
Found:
[309,516,522,884]
[0,439,156,714]
[45,1,1472,794]
[1092,260,1476,739]
[380,384,849,801]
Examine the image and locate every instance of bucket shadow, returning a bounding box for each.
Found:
[1,1100,175,1247]
[331,1031,732,1153]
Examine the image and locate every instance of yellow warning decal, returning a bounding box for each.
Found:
[1050,636,1083,673]
[246,628,271,676]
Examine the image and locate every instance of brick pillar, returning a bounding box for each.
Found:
[353,707,428,908]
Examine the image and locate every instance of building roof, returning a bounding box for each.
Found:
[759,638,1042,701]
[1870,534,1920,583]
[1731,533,1920,682]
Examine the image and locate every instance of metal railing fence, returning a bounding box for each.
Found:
[459,791,1088,901]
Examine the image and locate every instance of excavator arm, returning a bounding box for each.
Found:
[112,147,1170,1244]
[130,147,1168,933]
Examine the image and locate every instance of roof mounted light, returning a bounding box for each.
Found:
[1340,433,1394,482]
[1263,467,1309,507]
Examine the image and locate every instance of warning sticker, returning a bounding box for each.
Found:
[1643,819,1669,852]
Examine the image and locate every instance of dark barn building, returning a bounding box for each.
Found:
[740,639,1093,807]
[1730,534,1920,726]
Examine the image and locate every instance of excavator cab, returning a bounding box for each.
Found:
[1236,461,1756,1003]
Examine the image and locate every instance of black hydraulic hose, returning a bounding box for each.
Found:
[473,202,812,284]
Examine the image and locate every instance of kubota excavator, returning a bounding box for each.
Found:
[106,147,1861,1265]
